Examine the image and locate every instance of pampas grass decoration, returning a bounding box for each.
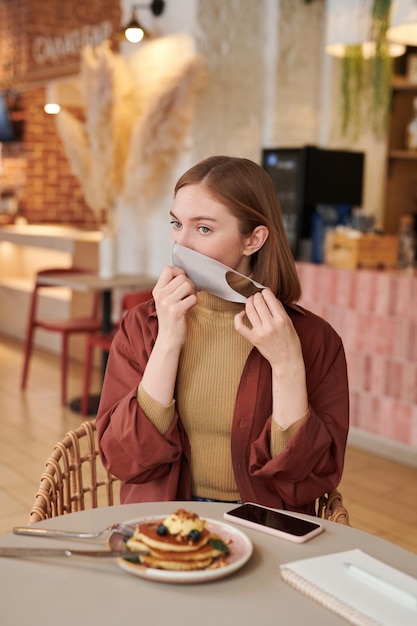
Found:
[110,57,137,199]
[55,35,206,225]
[55,110,95,209]
[80,43,120,220]
[122,54,206,211]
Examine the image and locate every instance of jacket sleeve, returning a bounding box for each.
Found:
[95,305,188,484]
[248,313,349,508]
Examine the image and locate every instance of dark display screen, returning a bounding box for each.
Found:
[227,504,321,536]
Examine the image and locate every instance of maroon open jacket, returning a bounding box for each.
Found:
[96,299,349,515]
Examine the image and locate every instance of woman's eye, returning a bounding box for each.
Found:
[170,220,181,229]
[199,226,211,234]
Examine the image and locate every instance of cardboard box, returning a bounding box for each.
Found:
[325,230,399,269]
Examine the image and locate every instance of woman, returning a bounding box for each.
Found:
[96,155,349,515]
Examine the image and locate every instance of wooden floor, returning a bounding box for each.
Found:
[0,334,416,554]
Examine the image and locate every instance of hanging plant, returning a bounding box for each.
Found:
[303,0,395,138]
[369,0,393,135]
[341,45,365,138]
[340,0,394,139]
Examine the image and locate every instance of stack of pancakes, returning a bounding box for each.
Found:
[126,509,229,571]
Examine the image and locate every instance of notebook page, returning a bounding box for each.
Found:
[280,548,417,626]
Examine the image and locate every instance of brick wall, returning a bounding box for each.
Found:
[0,0,121,225]
[21,91,97,224]
[296,262,417,449]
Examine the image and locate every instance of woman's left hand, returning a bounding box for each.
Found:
[234,289,303,368]
[235,289,308,429]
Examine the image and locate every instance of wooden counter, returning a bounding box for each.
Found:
[0,224,101,252]
[296,262,417,465]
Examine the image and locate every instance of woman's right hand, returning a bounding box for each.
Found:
[152,265,197,349]
[140,266,196,406]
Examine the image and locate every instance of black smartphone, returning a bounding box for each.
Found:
[224,502,324,543]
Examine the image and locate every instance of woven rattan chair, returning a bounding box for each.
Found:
[28,420,350,526]
[317,489,350,525]
[28,420,120,523]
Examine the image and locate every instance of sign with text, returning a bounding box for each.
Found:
[32,21,113,65]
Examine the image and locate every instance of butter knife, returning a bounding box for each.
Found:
[0,547,146,559]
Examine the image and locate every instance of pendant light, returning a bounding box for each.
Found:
[387,0,417,46]
[123,0,165,43]
[325,0,406,58]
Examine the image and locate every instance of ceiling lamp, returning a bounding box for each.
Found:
[325,0,406,58]
[387,0,417,46]
[44,102,61,115]
[123,0,165,43]
[326,41,406,59]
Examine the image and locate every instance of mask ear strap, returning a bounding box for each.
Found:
[224,269,264,291]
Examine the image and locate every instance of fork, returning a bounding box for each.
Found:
[12,522,135,540]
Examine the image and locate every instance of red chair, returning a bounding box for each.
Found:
[21,268,102,406]
[80,289,153,416]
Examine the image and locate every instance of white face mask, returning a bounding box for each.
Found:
[171,243,266,303]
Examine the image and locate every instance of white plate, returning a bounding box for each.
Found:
[110,515,253,584]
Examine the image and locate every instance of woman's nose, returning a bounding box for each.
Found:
[172,230,189,248]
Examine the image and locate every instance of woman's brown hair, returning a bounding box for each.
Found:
[174,155,301,303]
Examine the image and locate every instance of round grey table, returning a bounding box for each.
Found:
[0,502,416,626]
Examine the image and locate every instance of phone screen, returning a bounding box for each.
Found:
[227,503,321,536]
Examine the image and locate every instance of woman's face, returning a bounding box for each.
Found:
[170,184,254,274]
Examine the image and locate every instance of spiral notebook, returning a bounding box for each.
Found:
[280,548,417,626]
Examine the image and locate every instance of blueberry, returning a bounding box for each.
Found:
[188,529,201,541]
[156,524,168,536]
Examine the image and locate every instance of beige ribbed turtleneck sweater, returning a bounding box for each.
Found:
[138,288,306,500]
[175,291,252,500]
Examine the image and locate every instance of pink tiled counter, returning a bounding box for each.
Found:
[296,262,417,453]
